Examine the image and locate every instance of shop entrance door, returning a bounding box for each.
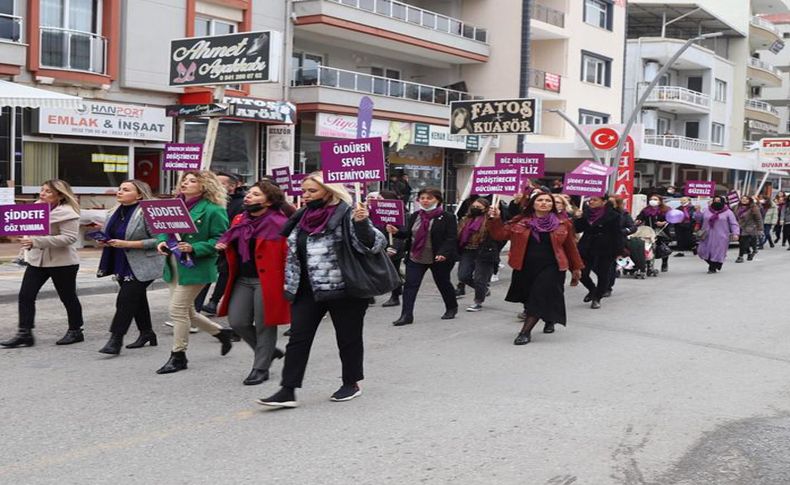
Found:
[134,149,162,193]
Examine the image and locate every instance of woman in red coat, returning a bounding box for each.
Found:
[216,181,291,385]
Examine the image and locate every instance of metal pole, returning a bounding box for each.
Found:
[548,109,603,165]
[610,32,723,173]
[201,85,226,170]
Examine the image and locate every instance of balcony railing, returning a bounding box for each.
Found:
[318,0,488,43]
[645,135,708,151]
[0,13,22,42]
[530,3,565,28]
[745,98,780,117]
[751,15,779,35]
[748,119,779,133]
[292,66,477,105]
[527,68,561,93]
[40,26,107,74]
[643,86,711,109]
[748,56,781,77]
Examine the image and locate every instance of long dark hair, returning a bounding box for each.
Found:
[521,191,556,218]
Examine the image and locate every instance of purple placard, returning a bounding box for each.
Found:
[471,167,521,195]
[139,199,197,234]
[685,180,715,198]
[368,199,405,227]
[271,167,291,192]
[288,173,308,196]
[571,159,616,177]
[320,137,386,184]
[563,174,607,197]
[495,153,545,178]
[163,143,203,171]
[0,203,50,237]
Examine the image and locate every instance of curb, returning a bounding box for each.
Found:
[0,280,170,305]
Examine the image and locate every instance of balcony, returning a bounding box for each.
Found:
[530,3,567,40]
[0,13,22,42]
[527,68,561,96]
[290,65,476,120]
[292,0,489,64]
[748,119,779,134]
[39,27,107,74]
[641,86,711,114]
[0,13,25,71]
[747,57,782,87]
[645,135,708,152]
[750,16,781,49]
[744,98,781,126]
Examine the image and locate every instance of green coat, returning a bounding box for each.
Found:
[158,198,229,286]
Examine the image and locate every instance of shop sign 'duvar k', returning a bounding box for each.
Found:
[449,98,536,135]
[169,31,283,87]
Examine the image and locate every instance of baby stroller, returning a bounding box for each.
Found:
[623,226,659,278]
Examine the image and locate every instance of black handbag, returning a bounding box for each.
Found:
[337,215,402,298]
[654,240,672,259]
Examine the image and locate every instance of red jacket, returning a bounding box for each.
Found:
[488,216,584,272]
[217,216,291,326]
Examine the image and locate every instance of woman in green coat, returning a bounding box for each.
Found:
[155,170,234,374]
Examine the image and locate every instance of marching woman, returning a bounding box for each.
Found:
[155,171,233,374]
[735,196,762,263]
[96,180,164,354]
[215,181,290,386]
[387,187,458,326]
[696,195,739,273]
[488,192,583,345]
[456,198,499,312]
[674,197,696,255]
[257,172,388,408]
[1,180,84,348]
[573,195,623,309]
[636,194,672,272]
[759,196,776,249]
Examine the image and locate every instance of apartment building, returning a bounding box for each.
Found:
[758,13,790,138]
[0,0,291,203]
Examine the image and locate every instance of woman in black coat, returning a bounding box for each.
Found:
[573,195,623,309]
[387,187,458,326]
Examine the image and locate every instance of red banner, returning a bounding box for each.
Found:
[614,135,635,212]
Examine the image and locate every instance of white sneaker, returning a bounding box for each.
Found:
[490,274,500,283]
[163,321,198,333]
[163,321,174,328]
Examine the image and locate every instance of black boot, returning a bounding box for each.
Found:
[441,307,458,320]
[543,322,555,334]
[98,334,123,355]
[243,368,270,385]
[156,351,188,374]
[392,315,414,326]
[56,329,84,345]
[125,332,158,349]
[273,347,285,360]
[214,328,233,356]
[382,295,400,307]
[0,329,34,348]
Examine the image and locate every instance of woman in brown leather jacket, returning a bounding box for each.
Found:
[488,192,584,346]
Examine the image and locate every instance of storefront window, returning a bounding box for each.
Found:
[185,120,257,180]
[22,141,129,187]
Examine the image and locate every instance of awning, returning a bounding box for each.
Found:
[0,80,82,109]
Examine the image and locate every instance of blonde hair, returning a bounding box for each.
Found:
[108,179,155,216]
[179,170,227,207]
[43,179,80,214]
[303,171,352,206]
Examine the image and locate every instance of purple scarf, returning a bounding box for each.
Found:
[219,208,288,262]
[736,204,751,218]
[458,215,485,249]
[298,204,338,235]
[641,205,663,218]
[411,206,444,259]
[587,206,606,225]
[178,194,203,211]
[709,204,729,226]
[526,213,560,242]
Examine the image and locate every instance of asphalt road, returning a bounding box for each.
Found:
[1,248,790,484]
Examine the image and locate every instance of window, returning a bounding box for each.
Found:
[784,32,790,39]
[371,67,402,96]
[714,79,727,102]
[579,109,609,125]
[40,0,105,73]
[292,51,324,86]
[657,117,671,135]
[0,0,21,41]
[581,51,612,86]
[194,16,236,37]
[584,0,612,30]
[751,85,762,98]
[23,141,129,187]
[712,123,726,144]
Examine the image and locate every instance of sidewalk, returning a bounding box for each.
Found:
[0,243,167,303]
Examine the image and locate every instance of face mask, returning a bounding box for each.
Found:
[649,200,660,207]
[306,199,327,209]
[244,203,265,213]
[421,203,438,211]
[711,201,724,210]
[469,208,484,217]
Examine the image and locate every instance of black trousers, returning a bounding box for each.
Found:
[401,259,457,317]
[739,235,756,257]
[783,224,790,246]
[457,250,496,303]
[706,260,723,271]
[110,279,153,336]
[675,224,694,251]
[281,289,368,389]
[18,264,83,330]
[580,254,614,300]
